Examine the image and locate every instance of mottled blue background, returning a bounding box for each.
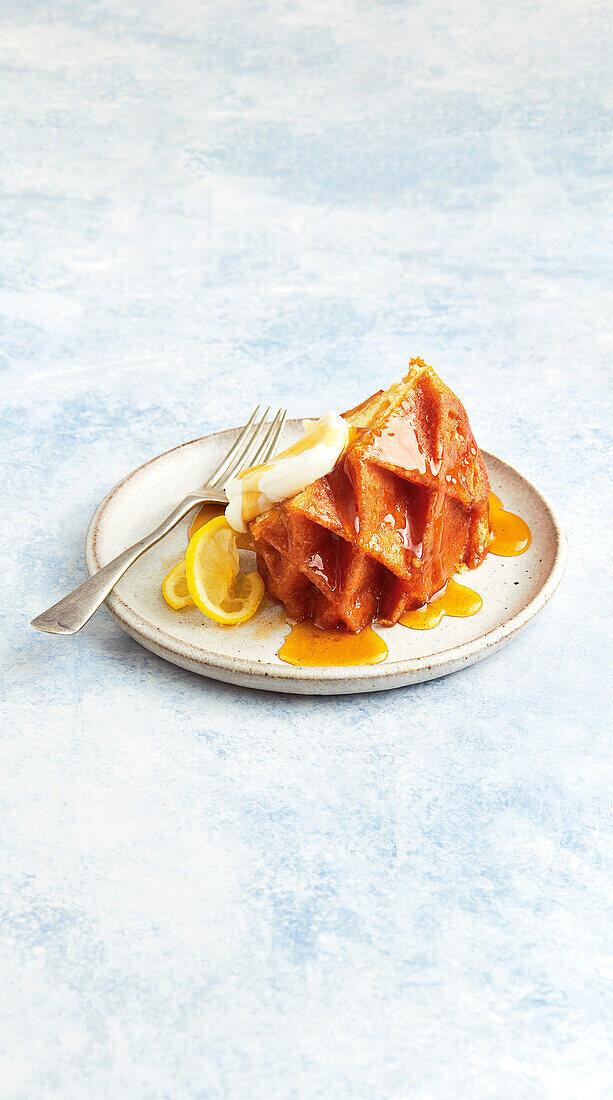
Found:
[1,1,612,1096]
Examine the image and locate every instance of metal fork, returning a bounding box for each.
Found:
[31,406,287,635]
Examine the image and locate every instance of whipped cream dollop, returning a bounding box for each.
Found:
[224,412,349,533]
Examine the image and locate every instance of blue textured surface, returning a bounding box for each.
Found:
[1,2,612,1096]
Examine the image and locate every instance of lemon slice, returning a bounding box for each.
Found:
[185,515,264,625]
[162,560,194,610]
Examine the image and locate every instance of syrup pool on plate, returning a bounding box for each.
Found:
[400,578,483,630]
[189,503,252,549]
[189,502,224,538]
[278,621,388,667]
[488,492,531,555]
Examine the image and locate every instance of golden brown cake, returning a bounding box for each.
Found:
[250,358,490,632]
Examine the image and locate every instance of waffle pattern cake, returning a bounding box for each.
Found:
[250,359,491,632]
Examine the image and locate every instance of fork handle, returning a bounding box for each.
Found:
[31,490,226,635]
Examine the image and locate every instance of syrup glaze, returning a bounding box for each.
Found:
[372,407,474,594]
[488,492,531,556]
[278,621,388,667]
[400,577,483,630]
[327,460,359,538]
[371,404,442,477]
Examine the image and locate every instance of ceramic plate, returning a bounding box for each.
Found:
[85,422,567,695]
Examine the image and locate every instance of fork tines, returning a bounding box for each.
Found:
[209,407,287,487]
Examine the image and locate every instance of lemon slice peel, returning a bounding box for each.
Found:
[162,560,195,610]
[184,516,264,626]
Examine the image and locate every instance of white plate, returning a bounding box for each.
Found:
[85,423,567,695]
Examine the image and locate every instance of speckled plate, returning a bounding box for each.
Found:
[85,422,567,695]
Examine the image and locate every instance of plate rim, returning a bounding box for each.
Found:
[85,426,568,689]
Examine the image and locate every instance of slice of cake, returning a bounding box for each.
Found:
[250,358,490,632]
